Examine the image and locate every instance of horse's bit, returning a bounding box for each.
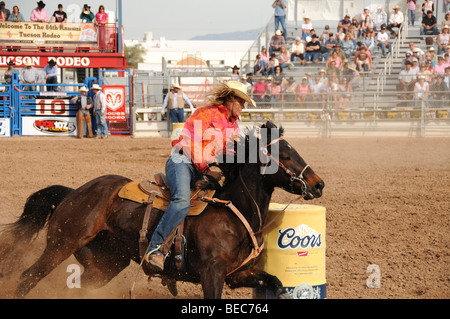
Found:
[260,137,310,196]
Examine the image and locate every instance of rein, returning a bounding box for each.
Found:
[203,136,311,277]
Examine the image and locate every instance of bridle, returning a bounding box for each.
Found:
[260,136,310,196]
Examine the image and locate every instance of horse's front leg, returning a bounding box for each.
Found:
[199,258,227,299]
[226,268,291,299]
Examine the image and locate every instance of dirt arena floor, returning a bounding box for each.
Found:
[0,135,448,299]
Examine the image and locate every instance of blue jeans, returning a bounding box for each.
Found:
[275,15,287,40]
[305,51,320,62]
[169,108,184,123]
[408,9,415,25]
[377,42,392,55]
[149,152,201,254]
[420,26,438,35]
[95,111,109,136]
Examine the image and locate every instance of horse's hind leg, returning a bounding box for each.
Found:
[74,231,131,290]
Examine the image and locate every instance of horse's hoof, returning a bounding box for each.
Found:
[278,292,292,299]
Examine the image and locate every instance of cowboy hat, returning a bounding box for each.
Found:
[79,87,89,92]
[348,63,358,71]
[275,30,282,36]
[37,1,46,8]
[171,82,181,89]
[226,81,256,107]
[91,84,102,90]
[231,65,240,70]
[48,59,56,65]
[24,60,33,66]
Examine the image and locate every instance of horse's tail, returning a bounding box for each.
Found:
[0,185,73,275]
[2,185,74,242]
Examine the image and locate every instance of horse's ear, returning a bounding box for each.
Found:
[264,121,277,129]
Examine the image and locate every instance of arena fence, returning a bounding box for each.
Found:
[0,70,132,137]
[132,73,450,138]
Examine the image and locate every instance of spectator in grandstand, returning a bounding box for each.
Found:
[305,34,321,63]
[41,59,58,91]
[269,30,286,55]
[328,44,346,64]
[327,77,339,107]
[95,5,108,25]
[30,1,48,22]
[341,33,356,59]
[420,10,438,36]
[277,46,292,71]
[240,75,252,93]
[430,75,448,107]
[435,55,447,75]
[407,0,417,26]
[19,61,39,92]
[91,84,108,138]
[302,16,313,41]
[254,54,268,76]
[282,76,298,103]
[360,15,373,37]
[271,76,283,104]
[411,59,420,73]
[355,45,372,72]
[318,69,328,86]
[397,61,417,100]
[319,25,331,46]
[322,33,339,61]
[338,76,353,109]
[362,29,376,55]
[326,50,343,71]
[336,26,346,42]
[414,75,430,107]
[0,1,10,20]
[445,66,450,88]
[421,0,434,18]
[7,5,24,22]
[291,37,306,65]
[326,60,341,79]
[411,47,423,64]
[72,87,94,139]
[272,66,285,87]
[387,5,404,38]
[376,26,392,57]
[310,76,326,108]
[351,17,361,38]
[305,72,313,86]
[444,53,450,67]
[437,26,450,55]
[426,47,437,65]
[259,46,270,64]
[407,42,425,59]
[272,0,287,40]
[80,4,95,23]
[347,63,362,90]
[161,83,194,123]
[401,52,414,70]
[425,59,436,77]
[417,62,433,82]
[338,15,352,33]
[3,61,16,87]
[442,12,450,30]
[50,3,67,22]
[268,53,280,75]
[296,77,310,106]
[251,76,269,108]
[348,25,359,46]
[230,65,240,81]
[373,6,387,31]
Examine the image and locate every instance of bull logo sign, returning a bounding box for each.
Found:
[103,86,126,122]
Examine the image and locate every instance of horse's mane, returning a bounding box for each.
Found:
[206,121,284,191]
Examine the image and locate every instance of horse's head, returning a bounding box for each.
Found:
[259,121,324,200]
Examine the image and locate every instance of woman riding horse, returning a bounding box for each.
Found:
[145,81,256,271]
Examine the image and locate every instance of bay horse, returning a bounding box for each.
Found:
[1,121,324,299]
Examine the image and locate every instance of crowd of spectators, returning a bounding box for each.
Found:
[241,2,450,109]
[0,1,109,25]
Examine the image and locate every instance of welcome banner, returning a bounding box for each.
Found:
[0,21,97,48]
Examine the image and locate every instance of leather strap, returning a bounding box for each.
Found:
[139,191,158,259]
[201,196,263,276]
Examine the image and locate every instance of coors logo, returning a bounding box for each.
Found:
[277,225,322,250]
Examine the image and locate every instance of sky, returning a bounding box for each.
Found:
[13,0,275,40]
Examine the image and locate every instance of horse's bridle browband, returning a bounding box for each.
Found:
[260,136,310,196]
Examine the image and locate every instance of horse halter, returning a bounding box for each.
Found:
[260,137,310,196]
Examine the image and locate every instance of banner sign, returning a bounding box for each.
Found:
[104,86,126,122]
[22,117,77,136]
[0,118,10,137]
[0,21,97,48]
[0,55,126,69]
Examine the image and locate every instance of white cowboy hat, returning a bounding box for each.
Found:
[172,82,181,89]
[226,81,256,107]
[275,30,282,36]
[79,86,89,92]
[24,60,33,66]
[91,84,102,90]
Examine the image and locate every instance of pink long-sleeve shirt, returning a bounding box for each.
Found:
[30,8,49,22]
